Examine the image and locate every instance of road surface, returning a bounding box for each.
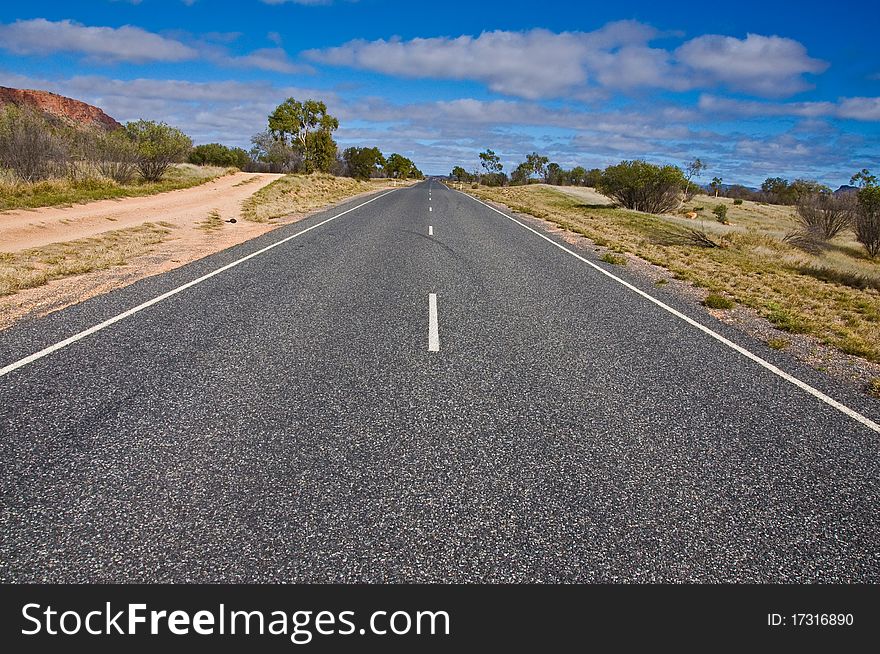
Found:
[1,180,878,582]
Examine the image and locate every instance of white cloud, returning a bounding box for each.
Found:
[0,18,309,74]
[837,97,880,121]
[676,33,828,96]
[221,47,310,74]
[307,21,659,100]
[306,23,827,100]
[0,18,197,63]
[699,94,880,122]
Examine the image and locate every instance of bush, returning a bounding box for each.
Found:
[796,193,854,240]
[712,204,729,223]
[189,143,250,169]
[597,160,686,214]
[124,120,192,182]
[91,129,138,184]
[854,187,880,257]
[0,106,70,182]
[733,199,743,205]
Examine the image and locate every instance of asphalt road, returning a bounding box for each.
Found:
[1,180,879,582]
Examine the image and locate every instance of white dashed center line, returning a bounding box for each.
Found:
[428,225,433,236]
[428,293,440,352]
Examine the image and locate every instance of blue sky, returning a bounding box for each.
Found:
[0,0,878,186]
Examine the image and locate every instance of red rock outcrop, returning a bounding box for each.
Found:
[0,87,122,131]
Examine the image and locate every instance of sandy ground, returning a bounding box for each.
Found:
[544,185,613,206]
[0,172,282,252]
[0,176,388,330]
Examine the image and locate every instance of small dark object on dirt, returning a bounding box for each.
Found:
[225,218,237,223]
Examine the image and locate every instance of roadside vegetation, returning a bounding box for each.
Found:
[0,96,423,212]
[466,180,880,362]
[0,105,231,210]
[241,173,380,223]
[0,164,229,211]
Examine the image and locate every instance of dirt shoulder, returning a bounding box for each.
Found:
[0,176,393,330]
[0,172,282,252]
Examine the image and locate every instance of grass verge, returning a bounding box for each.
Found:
[468,185,880,362]
[0,165,232,211]
[241,173,378,223]
[0,222,173,296]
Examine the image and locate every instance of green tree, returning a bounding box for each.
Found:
[597,160,687,214]
[584,168,603,187]
[343,146,385,180]
[568,166,587,186]
[305,130,339,174]
[789,178,830,203]
[451,165,467,182]
[385,153,418,179]
[709,176,723,197]
[525,152,549,180]
[510,162,531,185]
[545,162,564,185]
[267,98,339,173]
[479,149,503,175]
[851,169,877,189]
[124,120,192,182]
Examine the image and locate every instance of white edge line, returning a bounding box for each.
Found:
[428,293,440,352]
[458,190,880,435]
[0,189,399,379]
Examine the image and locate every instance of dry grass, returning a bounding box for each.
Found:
[469,185,880,362]
[0,222,173,296]
[241,173,381,223]
[0,164,232,211]
[197,209,224,232]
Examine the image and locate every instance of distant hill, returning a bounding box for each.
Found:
[834,184,858,195]
[0,87,122,132]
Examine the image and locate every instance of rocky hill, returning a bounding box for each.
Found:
[0,87,122,131]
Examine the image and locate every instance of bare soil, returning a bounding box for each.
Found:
[0,176,389,329]
[0,172,282,252]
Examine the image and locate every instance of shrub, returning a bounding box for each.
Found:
[853,187,880,257]
[597,160,686,214]
[189,143,250,169]
[91,129,138,184]
[703,293,735,309]
[712,204,729,223]
[796,193,854,240]
[124,120,192,182]
[0,105,70,182]
[733,198,743,205]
